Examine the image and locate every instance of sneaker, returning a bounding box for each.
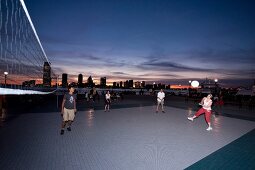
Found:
[162,111,165,113]
[60,129,64,135]
[67,127,71,131]
[206,127,213,131]
[156,110,158,113]
[187,117,194,121]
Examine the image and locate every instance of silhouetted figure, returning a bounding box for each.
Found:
[0,95,7,121]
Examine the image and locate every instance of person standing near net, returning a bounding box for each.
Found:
[187,94,213,131]
[156,89,165,113]
[104,91,111,112]
[60,86,77,135]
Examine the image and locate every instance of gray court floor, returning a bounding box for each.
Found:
[0,106,254,170]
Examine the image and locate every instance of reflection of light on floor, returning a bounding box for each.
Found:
[86,109,94,127]
[212,113,221,133]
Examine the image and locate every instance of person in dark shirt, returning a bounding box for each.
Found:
[60,86,77,135]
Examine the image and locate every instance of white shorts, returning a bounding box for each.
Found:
[157,99,164,105]
[63,108,75,121]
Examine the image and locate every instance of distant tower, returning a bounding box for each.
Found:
[141,81,145,88]
[113,82,117,88]
[87,76,94,87]
[100,77,106,87]
[62,73,68,87]
[128,80,133,88]
[43,62,51,87]
[135,81,141,88]
[124,80,129,88]
[78,74,83,87]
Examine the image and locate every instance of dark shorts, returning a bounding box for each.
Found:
[105,99,111,105]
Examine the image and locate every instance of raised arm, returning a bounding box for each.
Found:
[200,97,206,104]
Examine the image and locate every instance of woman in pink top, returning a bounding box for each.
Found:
[188,94,213,131]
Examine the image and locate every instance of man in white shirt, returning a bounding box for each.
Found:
[156,89,165,113]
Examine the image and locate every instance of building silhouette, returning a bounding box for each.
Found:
[22,80,35,87]
[100,77,106,88]
[120,81,123,88]
[141,81,145,88]
[128,80,133,88]
[62,73,68,88]
[124,80,128,88]
[43,62,51,87]
[113,82,117,88]
[200,78,220,95]
[87,76,94,87]
[145,84,153,89]
[78,74,83,87]
[135,81,141,88]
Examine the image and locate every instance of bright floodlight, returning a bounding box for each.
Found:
[191,80,199,88]
[214,79,218,83]
[4,72,8,75]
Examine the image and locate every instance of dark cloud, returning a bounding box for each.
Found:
[51,66,65,76]
[141,60,210,72]
[111,72,128,75]
[48,50,101,61]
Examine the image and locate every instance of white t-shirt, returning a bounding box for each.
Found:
[202,98,212,110]
[105,94,111,100]
[157,92,165,102]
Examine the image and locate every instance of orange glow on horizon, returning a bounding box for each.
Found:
[170,85,201,89]
[171,85,189,89]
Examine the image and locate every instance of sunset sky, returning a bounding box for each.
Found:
[25,0,255,87]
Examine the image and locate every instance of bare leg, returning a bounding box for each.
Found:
[60,121,67,135]
[161,103,164,112]
[68,120,73,127]
[61,121,67,129]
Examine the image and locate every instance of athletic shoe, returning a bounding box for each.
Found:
[162,111,165,113]
[67,127,71,131]
[156,111,158,113]
[206,127,213,131]
[187,117,194,121]
[60,129,64,135]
